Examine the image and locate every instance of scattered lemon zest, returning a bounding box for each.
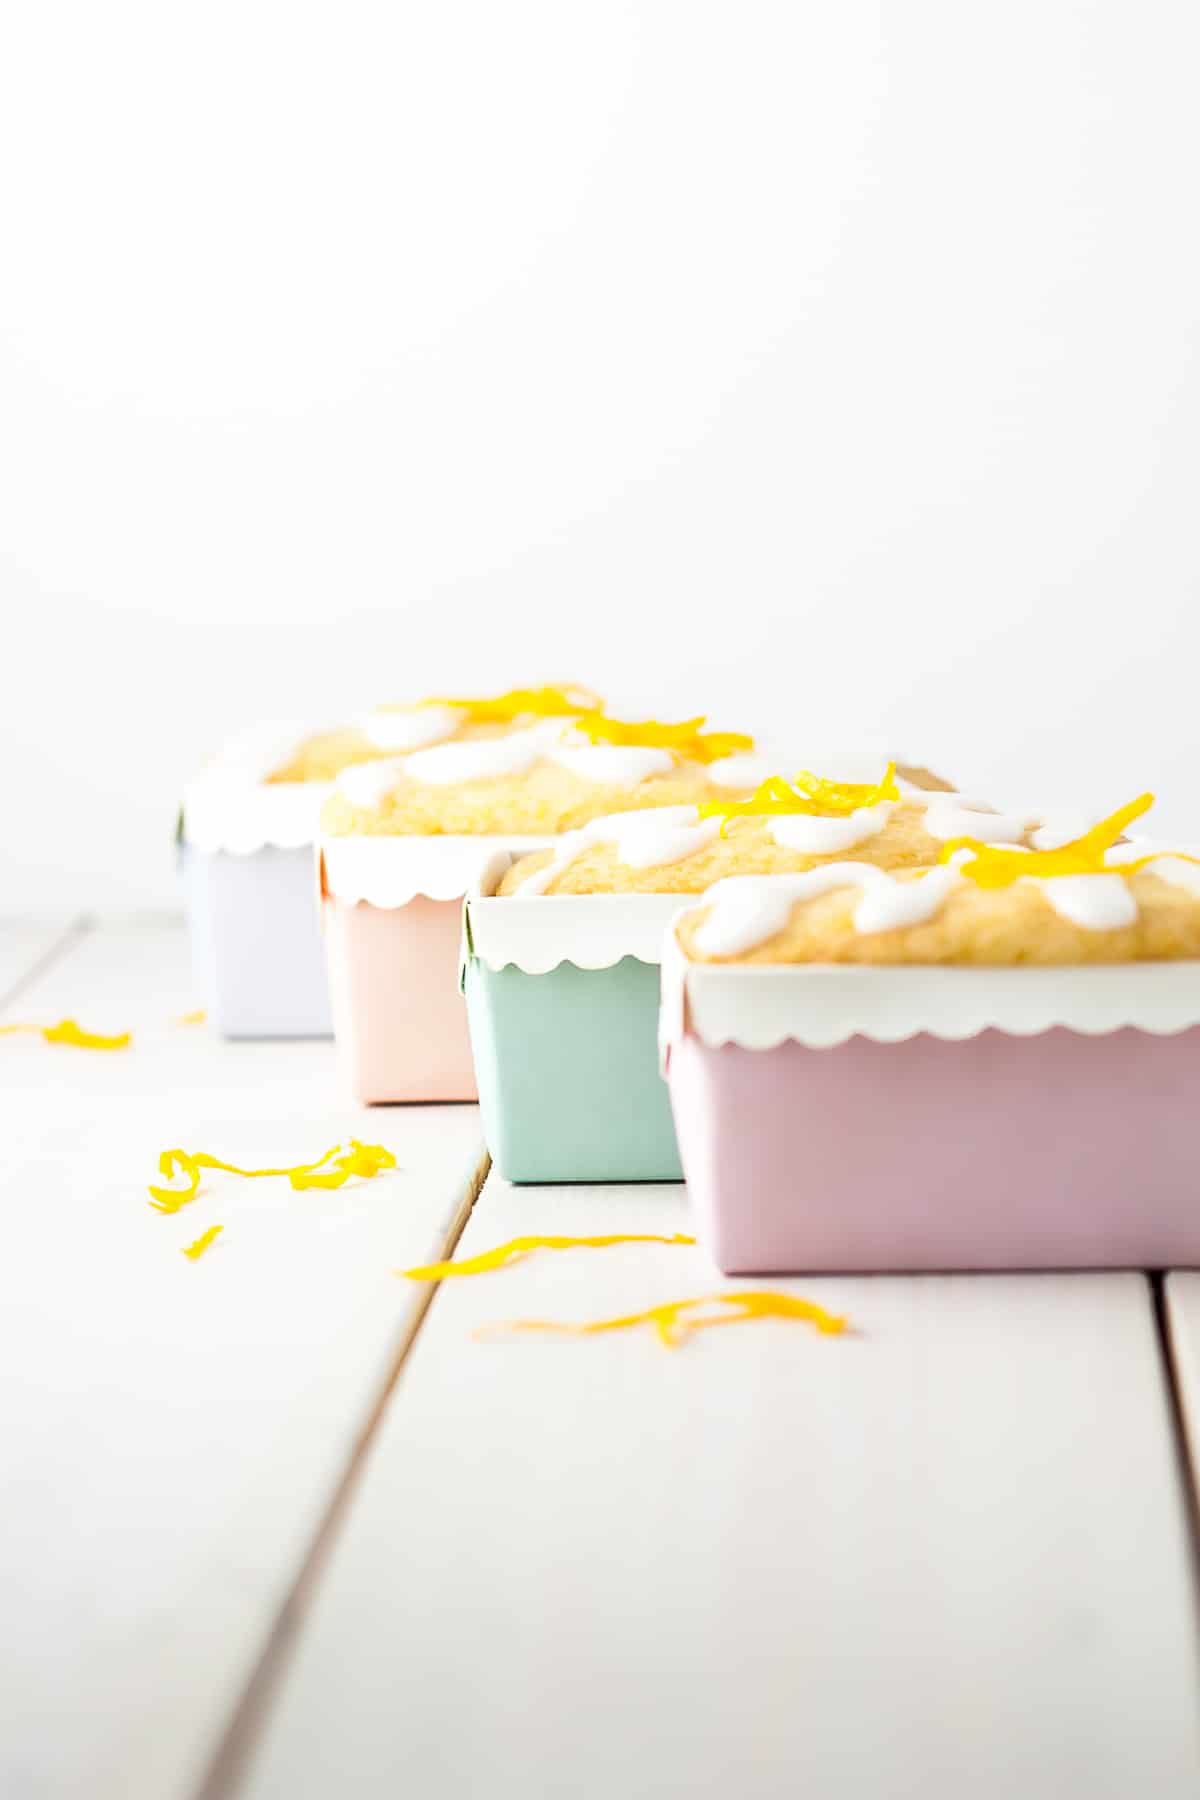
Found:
[182,1225,223,1260]
[699,763,899,835]
[402,1232,696,1281]
[939,793,1197,888]
[175,1008,207,1025]
[417,684,603,723]
[477,1289,848,1348]
[573,711,754,765]
[0,1017,131,1050]
[148,1139,396,1213]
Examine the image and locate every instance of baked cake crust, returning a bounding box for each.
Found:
[498,802,964,895]
[676,868,1200,966]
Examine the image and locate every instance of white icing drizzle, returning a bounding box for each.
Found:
[1105,842,1152,867]
[854,865,963,933]
[196,720,328,788]
[514,806,721,896]
[334,720,691,807]
[402,721,566,786]
[962,842,1144,931]
[1142,859,1200,897]
[690,863,963,957]
[706,753,772,790]
[1033,875,1137,930]
[918,794,1036,844]
[682,831,1200,956]
[1107,841,1200,896]
[335,758,409,809]
[1012,840,1200,925]
[768,802,894,855]
[362,705,464,752]
[1030,813,1096,851]
[390,722,680,791]
[548,745,675,785]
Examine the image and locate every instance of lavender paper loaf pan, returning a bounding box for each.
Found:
[180,733,334,1039]
[660,942,1200,1273]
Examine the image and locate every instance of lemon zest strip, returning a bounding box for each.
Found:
[939,793,1187,888]
[572,711,753,765]
[402,1232,696,1280]
[148,1139,397,1213]
[417,684,603,723]
[182,1225,223,1260]
[699,763,899,834]
[0,1017,131,1050]
[175,1008,207,1025]
[477,1289,848,1348]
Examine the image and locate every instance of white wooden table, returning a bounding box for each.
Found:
[4,919,1200,1800]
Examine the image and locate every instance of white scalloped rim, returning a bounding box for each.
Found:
[466,888,687,973]
[321,836,553,909]
[658,934,1200,1055]
[182,778,332,854]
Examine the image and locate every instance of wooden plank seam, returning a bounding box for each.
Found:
[0,916,92,1013]
[1156,1274,1200,1583]
[192,1143,492,1800]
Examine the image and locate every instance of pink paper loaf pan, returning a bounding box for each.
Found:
[320,836,549,1103]
[660,940,1200,1274]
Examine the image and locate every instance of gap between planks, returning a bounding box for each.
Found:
[0,914,92,1012]
[229,1199,1200,1798]
[193,1144,493,1800]
[1155,1274,1200,1591]
[200,1224,1200,1800]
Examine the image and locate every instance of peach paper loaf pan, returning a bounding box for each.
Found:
[315,691,777,1106]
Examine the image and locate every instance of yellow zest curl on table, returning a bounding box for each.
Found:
[478,1290,848,1348]
[182,1225,223,1260]
[573,711,754,765]
[148,1139,396,1213]
[416,684,603,722]
[175,1009,207,1026]
[402,1232,696,1280]
[699,763,899,835]
[0,1018,131,1050]
[939,793,1200,888]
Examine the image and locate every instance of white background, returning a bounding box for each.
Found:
[2,0,1198,916]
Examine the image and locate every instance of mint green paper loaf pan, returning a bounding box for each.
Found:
[462,886,684,1184]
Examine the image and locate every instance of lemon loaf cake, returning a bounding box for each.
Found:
[321,696,761,838]
[673,795,1200,966]
[497,766,1028,897]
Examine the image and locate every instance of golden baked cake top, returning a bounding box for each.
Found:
[321,695,760,837]
[498,765,1034,896]
[672,795,1200,966]
[264,684,602,784]
[264,726,391,784]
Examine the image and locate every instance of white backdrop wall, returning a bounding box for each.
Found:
[2,0,1198,915]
